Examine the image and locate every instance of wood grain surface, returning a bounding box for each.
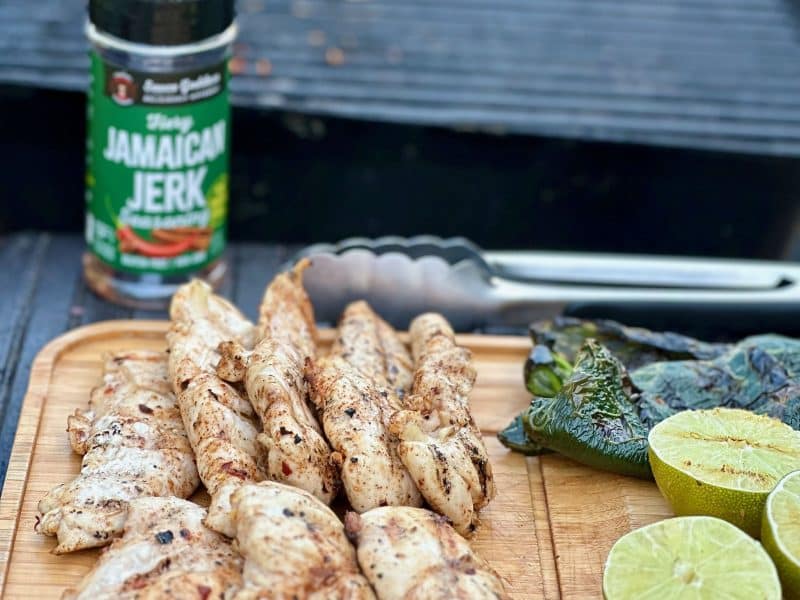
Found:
[8,0,800,156]
[0,320,673,599]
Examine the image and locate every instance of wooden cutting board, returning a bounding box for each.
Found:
[0,321,673,599]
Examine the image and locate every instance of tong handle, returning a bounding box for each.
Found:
[492,274,800,338]
[565,300,800,339]
[486,251,796,291]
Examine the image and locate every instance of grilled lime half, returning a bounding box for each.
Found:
[762,470,800,597]
[603,516,781,599]
[648,408,800,537]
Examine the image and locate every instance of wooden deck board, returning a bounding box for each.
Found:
[3,0,800,154]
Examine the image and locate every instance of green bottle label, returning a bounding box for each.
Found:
[85,50,229,275]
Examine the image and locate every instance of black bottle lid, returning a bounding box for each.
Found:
[90,0,235,46]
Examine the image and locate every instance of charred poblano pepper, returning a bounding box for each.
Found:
[507,344,573,455]
[505,319,722,457]
[501,323,800,478]
[507,343,570,454]
[525,340,651,479]
[524,345,573,398]
[635,334,800,429]
[530,317,728,370]
[497,411,549,455]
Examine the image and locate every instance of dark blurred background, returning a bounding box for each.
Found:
[1,0,800,258]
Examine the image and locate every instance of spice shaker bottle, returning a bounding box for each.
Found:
[84,0,236,308]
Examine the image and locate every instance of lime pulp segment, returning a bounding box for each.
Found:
[767,471,800,560]
[648,408,800,493]
[763,470,800,597]
[603,516,781,599]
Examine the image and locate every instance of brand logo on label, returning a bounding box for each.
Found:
[109,71,136,106]
[142,72,223,104]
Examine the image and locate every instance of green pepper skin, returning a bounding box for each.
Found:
[530,317,728,370]
[497,412,550,455]
[634,334,800,429]
[527,340,652,479]
[524,345,573,398]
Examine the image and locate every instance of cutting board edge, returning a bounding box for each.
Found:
[0,320,167,594]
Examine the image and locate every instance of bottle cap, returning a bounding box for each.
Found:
[90,0,235,46]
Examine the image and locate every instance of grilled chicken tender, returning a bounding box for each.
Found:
[330,300,414,399]
[168,279,255,387]
[36,352,198,554]
[345,506,508,600]
[375,318,415,399]
[168,280,265,536]
[309,301,421,511]
[389,314,496,535]
[257,258,317,351]
[310,356,421,511]
[218,261,339,504]
[239,338,338,502]
[230,481,375,600]
[178,373,264,536]
[63,496,242,600]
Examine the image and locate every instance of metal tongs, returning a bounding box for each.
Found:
[290,236,800,337]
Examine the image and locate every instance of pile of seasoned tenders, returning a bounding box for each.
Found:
[38,261,507,599]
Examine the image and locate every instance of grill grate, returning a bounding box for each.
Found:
[2,0,800,155]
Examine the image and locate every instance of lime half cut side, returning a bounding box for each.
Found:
[763,470,800,597]
[603,516,781,599]
[648,408,800,536]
